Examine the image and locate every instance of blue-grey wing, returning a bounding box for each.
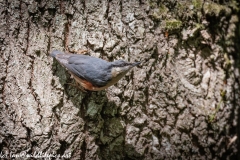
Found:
[56,53,112,87]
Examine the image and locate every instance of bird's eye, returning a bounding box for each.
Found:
[122,63,129,67]
[112,60,130,68]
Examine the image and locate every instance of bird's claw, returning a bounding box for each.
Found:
[65,82,87,92]
[69,49,89,55]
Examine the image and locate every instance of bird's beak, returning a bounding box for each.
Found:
[131,62,141,67]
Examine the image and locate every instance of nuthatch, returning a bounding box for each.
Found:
[51,50,140,91]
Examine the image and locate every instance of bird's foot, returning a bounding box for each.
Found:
[68,49,89,55]
[65,82,87,92]
[76,49,89,54]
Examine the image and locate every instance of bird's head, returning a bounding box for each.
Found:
[110,60,140,78]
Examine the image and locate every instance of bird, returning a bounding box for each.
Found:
[50,50,140,91]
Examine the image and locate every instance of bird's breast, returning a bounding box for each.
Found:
[71,74,109,91]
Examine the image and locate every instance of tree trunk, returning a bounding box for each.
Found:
[0,0,239,159]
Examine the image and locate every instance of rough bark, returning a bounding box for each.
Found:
[0,0,239,160]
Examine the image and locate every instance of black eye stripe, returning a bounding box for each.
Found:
[112,63,130,67]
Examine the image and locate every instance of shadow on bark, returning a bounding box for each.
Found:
[51,59,143,159]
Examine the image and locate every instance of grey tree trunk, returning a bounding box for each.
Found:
[0,0,239,160]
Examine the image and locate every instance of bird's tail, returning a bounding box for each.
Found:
[50,50,64,58]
